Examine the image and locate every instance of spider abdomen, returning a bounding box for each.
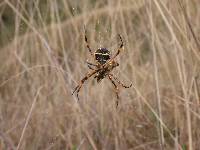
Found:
[95,48,110,64]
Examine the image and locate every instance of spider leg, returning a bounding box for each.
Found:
[84,27,94,57]
[109,74,132,88]
[72,69,98,100]
[103,34,124,67]
[108,74,120,108]
[87,64,95,70]
[86,61,98,70]
[86,61,98,67]
[72,86,81,100]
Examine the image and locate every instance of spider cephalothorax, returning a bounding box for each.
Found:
[72,29,132,107]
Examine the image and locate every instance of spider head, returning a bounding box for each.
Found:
[95,48,111,65]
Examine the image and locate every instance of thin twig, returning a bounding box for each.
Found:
[16,86,43,150]
[84,130,98,150]
[177,0,200,51]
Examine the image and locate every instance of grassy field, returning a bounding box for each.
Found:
[0,0,200,149]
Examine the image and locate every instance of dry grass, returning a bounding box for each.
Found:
[0,0,200,149]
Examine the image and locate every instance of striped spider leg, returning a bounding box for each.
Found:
[109,74,132,88]
[72,69,99,100]
[107,73,132,107]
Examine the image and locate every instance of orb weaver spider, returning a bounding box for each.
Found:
[72,29,132,107]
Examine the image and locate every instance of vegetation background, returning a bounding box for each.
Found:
[0,0,200,149]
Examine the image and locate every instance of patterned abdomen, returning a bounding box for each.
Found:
[95,48,110,64]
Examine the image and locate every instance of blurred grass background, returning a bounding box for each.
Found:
[0,0,200,149]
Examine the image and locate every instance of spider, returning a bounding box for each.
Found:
[72,30,132,107]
